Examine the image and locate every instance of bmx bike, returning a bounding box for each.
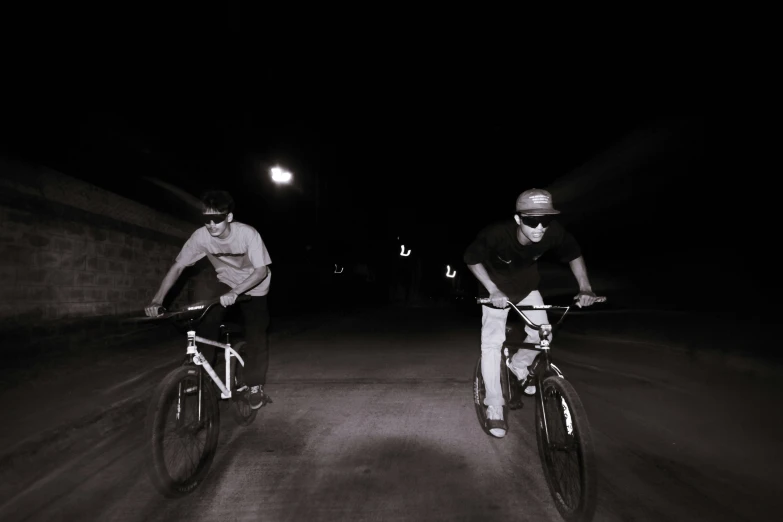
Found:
[134,295,265,497]
[474,296,605,522]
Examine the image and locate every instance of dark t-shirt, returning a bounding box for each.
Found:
[463,219,581,303]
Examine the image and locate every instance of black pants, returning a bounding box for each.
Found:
[197,295,270,386]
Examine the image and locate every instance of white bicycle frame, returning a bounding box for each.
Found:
[186,330,246,399]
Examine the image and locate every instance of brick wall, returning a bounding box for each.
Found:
[0,158,222,358]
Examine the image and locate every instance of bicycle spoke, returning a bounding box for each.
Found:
[160,384,210,483]
[175,432,201,479]
[164,405,200,480]
[552,448,579,507]
[148,363,222,496]
[166,434,197,481]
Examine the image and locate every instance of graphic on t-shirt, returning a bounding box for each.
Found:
[175,222,272,297]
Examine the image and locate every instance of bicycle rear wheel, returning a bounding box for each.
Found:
[473,354,510,435]
[534,376,597,522]
[146,365,220,497]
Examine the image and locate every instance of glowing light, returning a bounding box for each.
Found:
[446,265,456,278]
[270,166,293,184]
[400,245,411,256]
[334,264,343,274]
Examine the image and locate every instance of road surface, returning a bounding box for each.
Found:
[8,304,781,521]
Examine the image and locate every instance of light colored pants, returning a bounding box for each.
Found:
[481,290,550,407]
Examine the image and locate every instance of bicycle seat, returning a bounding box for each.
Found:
[220,323,244,335]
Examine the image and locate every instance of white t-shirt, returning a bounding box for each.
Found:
[176,222,272,296]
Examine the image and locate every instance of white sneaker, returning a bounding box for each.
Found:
[487,405,506,438]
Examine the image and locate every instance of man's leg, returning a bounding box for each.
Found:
[481,304,511,437]
[481,304,511,408]
[239,295,271,408]
[509,290,549,388]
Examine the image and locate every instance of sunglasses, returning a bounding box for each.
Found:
[518,214,555,228]
[203,213,228,226]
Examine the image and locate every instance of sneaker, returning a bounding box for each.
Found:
[249,385,271,410]
[486,405,507,438]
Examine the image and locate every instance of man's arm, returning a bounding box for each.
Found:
[568,256,600,307]
[467,263,508,308]
[219,265,270,306]
[145,262,188,316]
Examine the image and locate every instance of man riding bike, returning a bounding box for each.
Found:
[144,190,273,410]
[464,188,601,438]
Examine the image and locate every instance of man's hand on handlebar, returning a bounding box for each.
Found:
[487,290,509,309]
[573,291,606,308]
[144,302,164,317]
[220,291,239,307]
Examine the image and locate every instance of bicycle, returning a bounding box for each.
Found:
[474,296,605,522]
[133,295,268,497]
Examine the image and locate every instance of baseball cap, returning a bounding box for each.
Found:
[515,188,561,215]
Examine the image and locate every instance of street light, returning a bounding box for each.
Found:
[270,165,293,184]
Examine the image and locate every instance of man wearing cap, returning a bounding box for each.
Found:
[464,188,601,438]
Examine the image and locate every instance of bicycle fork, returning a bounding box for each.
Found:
[173,365,206,428]
[538,379,552,448]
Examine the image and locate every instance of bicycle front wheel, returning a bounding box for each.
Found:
[535,376,597,522]
[146,365,221,497]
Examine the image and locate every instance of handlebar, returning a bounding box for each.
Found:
[476,295,606,333]
[125,294,252,324]
[476,296,606,307]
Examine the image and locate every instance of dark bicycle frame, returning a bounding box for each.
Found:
[479,299,572,448]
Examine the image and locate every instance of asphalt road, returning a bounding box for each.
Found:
[10,304,782,522]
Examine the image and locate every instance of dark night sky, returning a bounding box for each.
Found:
[1,71,772,310]
[1,100,645,257]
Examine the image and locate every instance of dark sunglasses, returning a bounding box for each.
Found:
[518,214,555,228]
[203,213,228,225]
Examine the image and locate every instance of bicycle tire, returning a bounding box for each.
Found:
[534,376,597,522]
[230,342,258,426]
[146,365,221,497]
[473,354,510,435]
